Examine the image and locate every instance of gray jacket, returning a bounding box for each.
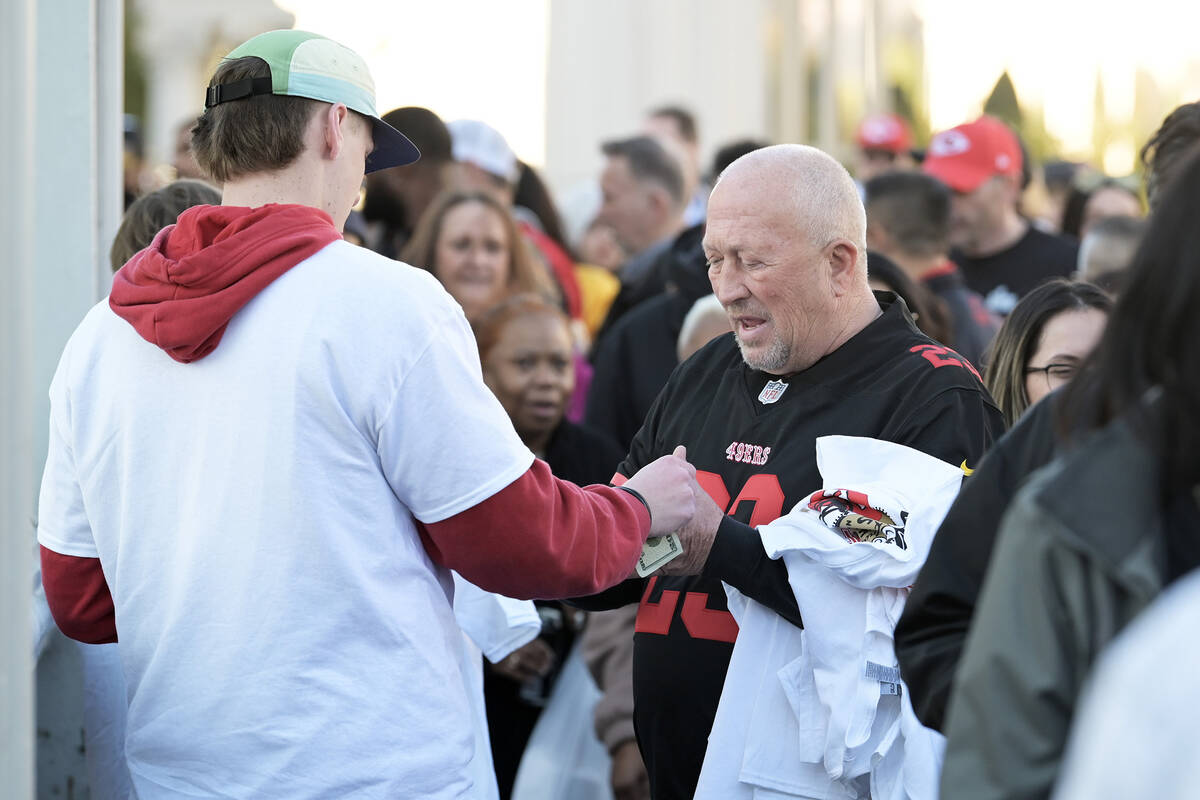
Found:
[939,413,1166,800]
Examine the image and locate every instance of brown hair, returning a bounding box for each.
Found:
[866,252,954,346]
[110,179,221,270]
[472,293,571,363]
[1140,101,1200,209]
[190,57,322,183]
[983,279,1113,426]
[400,190,559,306]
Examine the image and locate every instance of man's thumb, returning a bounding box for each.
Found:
[673,444,687,460]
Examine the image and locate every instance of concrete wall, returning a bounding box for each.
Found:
[31,1,126,795]
[1,0,37,791]
[134,0,293,169]
[544,0,772,201]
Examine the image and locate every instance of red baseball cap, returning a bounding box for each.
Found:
[856,113,912,154]
[923,116,1023,193]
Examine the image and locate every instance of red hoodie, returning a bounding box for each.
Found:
[44,202,651,643]
[110,204,342,363]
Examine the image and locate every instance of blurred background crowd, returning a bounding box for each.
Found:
[11,0,1200,797]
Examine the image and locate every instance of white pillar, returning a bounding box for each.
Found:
[97,0,126,293]
[545,0,770,203]
[0,0,37,794]
[32,1,124,794]
[768,0,807,145]
[135,0,294,168]
[816,0,838,154]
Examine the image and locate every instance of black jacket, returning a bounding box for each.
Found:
[895,394,1056,730]
[585,224,711,450]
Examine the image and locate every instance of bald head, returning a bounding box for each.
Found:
[713,144,868,271]
[702,144,881,375]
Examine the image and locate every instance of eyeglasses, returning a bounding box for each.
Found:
[1025,362,1077,391]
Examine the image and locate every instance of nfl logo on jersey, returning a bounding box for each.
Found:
[758,379,788,404]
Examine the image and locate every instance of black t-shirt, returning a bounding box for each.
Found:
[586,224,710,450]
[922,263,999,368]
[585,291,696,452]
[543,420,626,487]
[612,294,1005,799]
[951,226,1078,315]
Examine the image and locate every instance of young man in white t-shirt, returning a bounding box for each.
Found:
[37,30,697,799]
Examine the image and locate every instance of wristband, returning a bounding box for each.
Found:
[614,484,653,527]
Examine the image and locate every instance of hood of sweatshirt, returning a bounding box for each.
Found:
[109,203,342,363]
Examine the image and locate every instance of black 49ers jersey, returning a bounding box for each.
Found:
[617,294,1004,800]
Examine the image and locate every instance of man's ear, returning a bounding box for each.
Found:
[323,103,349,161]
[1000,172,1023,207]
[826,239,861,295]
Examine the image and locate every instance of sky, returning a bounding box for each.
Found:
[274,0,549,164]
[921,0,1200,171]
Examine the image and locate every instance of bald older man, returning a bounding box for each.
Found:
[576,145,1004,799]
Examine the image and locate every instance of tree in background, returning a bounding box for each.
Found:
[124,0,147,118]
[984,70,1059,168]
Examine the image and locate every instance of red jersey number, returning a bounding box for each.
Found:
[910,344,982,381]
[636,470,786,643]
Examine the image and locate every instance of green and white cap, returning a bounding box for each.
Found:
[206,29,420,173]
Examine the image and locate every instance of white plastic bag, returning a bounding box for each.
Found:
[510,642,614,800]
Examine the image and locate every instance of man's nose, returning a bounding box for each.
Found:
[711,265,749,305]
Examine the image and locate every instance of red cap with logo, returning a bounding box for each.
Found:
[856,113,913,154]
[923,116,1023,193]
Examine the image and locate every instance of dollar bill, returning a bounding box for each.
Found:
[636,533,684,577]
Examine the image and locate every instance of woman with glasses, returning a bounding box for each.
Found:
[983,279,1112,425]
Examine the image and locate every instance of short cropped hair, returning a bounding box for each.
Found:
[709,139,770,183]
[648,105,698,144]
[677,294,729,361]
[190,57,323,183]
[601,136,686,209]
[110,179,221,271]
[864,171,952,258]
[381,107,451,163]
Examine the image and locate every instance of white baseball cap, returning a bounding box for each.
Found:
[447,119,520,184]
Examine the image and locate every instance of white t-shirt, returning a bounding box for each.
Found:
[37,240,534,799]
[1053,567,1200,800]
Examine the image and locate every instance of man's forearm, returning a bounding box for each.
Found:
[701,517,803,628]
[418,459,651,600]
[40,547,118,644]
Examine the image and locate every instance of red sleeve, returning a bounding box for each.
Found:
[417,459,650,600]
[39,546,117,644]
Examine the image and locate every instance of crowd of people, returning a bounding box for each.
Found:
[36,25,1200,800]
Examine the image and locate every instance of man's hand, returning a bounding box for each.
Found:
[623,445,697,536]
[490,638,556,683]
[610,739,651,800]
[658,475,724,575]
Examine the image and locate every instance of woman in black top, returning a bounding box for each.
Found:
[472,293,625,799]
